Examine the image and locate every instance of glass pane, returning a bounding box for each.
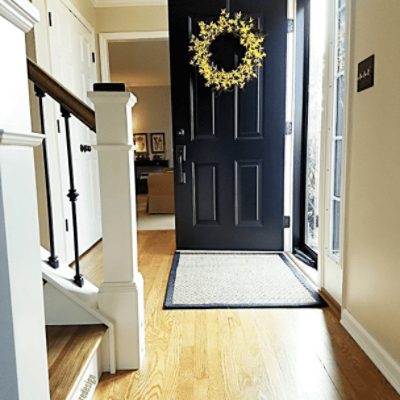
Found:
[304,0,328,252]
[337,6,346,75]
[336,75,345,137]
[333,139,342,197]
[332,199,341,255]
[329,0,346,259]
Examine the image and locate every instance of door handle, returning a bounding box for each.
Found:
[80,144,92,153]
[176,145,186,184]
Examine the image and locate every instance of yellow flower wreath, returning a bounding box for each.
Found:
[189,9,266,92]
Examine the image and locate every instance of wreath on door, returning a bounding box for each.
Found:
[189,9,266,92]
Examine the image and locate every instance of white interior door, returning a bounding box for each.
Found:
[47,0,101,261]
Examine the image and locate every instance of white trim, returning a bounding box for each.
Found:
[319,0,352,302]
[0,130,43,147]
[42,250,116,374]
[286,252,319,287]
[284,0,295,252]
[318,0,336,291]
[0,0,39,32]
[338,0,353,305]
[93,0,166,7]
[88,90,137,105]
[341,309,400,395]
[98,31,169,82]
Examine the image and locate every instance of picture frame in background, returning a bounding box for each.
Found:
[150,132,165,153]
[133,133,148,154]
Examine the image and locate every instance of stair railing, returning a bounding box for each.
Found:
[28,58,95,287]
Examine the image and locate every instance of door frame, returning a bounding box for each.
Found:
[284,0,296,252]
[318,0,352,304]
[98,31,169,83]
[288,0,352,297]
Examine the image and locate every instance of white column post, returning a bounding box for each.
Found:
[0,132,50,400]
[0,2,50,399]
[88,90,145,370]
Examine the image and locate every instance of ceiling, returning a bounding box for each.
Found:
[109,40,170,87]
[93,0,167,7]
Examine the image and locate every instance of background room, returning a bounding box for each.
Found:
[108,37,175,231]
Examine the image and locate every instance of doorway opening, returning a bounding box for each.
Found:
[100,31,176,234]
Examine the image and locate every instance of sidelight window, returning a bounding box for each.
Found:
[330,0,346,258]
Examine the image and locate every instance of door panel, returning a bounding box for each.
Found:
[169,0,287,250]
[236,72,263,138]
[234,160,263,227]
[47,0,101,261]
[192,163,218,225]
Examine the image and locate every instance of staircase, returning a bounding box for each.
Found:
[0,2,144,394]
[47,324,106,400]
[41,243,115,400]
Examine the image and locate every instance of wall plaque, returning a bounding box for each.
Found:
[357,55,375,92]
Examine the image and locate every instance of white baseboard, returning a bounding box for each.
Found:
[341,309,400,394]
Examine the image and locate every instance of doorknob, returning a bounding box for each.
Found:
[80,144,92,153]
[176,145,186,184]
[176,128,185,137]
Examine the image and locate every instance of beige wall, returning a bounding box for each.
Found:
[342,0,400,365]
[70,0,96,28]
[130,86,173,164]
[96,5,168,33]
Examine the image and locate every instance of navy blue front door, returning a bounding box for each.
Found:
[169,0,287,250]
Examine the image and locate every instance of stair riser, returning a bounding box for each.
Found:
[67,348,102,400]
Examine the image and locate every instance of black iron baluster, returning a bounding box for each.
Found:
[60,107,84,287]
[34,85,59,269]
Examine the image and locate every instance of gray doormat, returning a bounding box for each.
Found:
[164,252,326,309]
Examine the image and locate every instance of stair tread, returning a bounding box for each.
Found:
[46,324,107,400]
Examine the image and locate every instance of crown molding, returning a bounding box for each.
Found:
[0,0,39,32]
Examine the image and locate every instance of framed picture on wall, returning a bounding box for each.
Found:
[150,132,165,153]
[133,133,148,154]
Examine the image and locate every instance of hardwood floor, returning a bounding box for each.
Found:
[80,231,399,400]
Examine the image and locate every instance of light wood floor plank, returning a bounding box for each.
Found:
[81,230,399,400]
[46,324,107,400]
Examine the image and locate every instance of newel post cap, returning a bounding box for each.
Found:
[88,87,137,108]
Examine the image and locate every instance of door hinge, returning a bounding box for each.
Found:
[65,219,69,232]
[56,119,61,133]
[48,11,53,27]
[91,52,96,63]
[287,18,294,33]
[285,121,293,136]
[284,216,291,228]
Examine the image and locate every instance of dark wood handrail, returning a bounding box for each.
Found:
[27,58,96,132]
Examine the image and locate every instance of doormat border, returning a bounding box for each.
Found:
[163,252,327,309]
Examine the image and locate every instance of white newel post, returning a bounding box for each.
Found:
[0,1,50,399]
[88,90,145,370]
